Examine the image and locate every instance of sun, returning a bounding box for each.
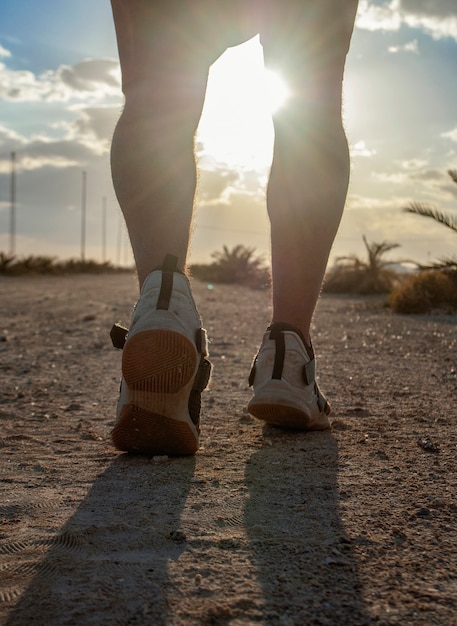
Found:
[262,69,290,114]
[197,38,290,169]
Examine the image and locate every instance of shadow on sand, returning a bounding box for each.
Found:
[6,430,369,625]
[5,454,196,626]
[244,428,369,624]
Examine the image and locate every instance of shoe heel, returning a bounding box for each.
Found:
[122,329,198,394]
[112,405,198,455]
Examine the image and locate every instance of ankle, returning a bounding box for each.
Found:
[268,322,313,359]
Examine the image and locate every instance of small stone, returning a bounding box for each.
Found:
[65,402,82,412]
[170,530,186,542]
[417,437,440,453]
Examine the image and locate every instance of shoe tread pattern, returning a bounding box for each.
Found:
[122,329,197,394]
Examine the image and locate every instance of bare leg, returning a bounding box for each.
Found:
[110,1,212,286]
[262,2,358,343]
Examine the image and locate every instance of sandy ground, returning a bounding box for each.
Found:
[0,273,456,626]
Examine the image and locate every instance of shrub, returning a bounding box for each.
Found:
[389,269,457,314]
[0,251,131,276]
[190,245,270,289]
[15,255,57,274]
[324,265,400,295]
[323,236,401,295]
[0,252,16,274]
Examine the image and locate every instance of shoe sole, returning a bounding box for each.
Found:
[112,329,199,455]
[248,402,330,430]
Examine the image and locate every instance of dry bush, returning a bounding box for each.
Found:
[323,236,402,295]
[389,270,457,314]
[190,245,270,289]
[323,265,400,295]
[0,252,130,276]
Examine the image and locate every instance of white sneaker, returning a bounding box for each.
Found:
[111,255,211,455]
[247,323,330,430]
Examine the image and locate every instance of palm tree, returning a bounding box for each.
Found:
[339,235,400,272]
[0,252,16,274]
[389,169,457,312]
[324,236,401,294]
[210,244,268,284]
[403,169,457,268]
[190,244,270,288]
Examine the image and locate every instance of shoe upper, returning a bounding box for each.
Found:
[111,255,211,429]
[249,323,330,421]
[128,257,206,352]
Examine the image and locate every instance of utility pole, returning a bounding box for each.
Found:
[102,196,107,263]
[81,171,87,261]
[9,152,16,256]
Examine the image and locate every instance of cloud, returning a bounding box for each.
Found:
[403,14,457,41]
[197,168,240,205]
[441,186,457,201]
[58,59,120,93]
[400,1,457,18]
[0,137,95,174]
[0,123,27,148]
[397,159,429,170]
[0,111,115,174]
[357,1,457,41]
[0,45,121,103]
[196,159,269,217]
[389,163,457,205]
[388,39,419,53]
[350,140,377,158]
[442,128,457,143]
[409,168,444,182]
[0,44,11,59]
[64,105,120,154]
[346,193,411,212]
[356,1,402,32]
[372,172,409,184]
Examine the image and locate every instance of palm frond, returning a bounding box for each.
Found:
[404,202,457,233]
[448,169,457,185]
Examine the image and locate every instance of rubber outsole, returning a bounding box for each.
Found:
[112,405,198,455]
[248,402,330,431]
[122,329,197,393]
[112,329,199,455]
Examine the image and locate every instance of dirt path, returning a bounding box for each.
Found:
[1,273,456,625]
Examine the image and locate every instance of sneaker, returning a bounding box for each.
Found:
[110,254,211,455]
[247,322,330,430]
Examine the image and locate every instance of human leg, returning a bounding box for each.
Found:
[248,2,358,428]
[109,1,229,454]
[109,1,262,454]
[110,1,259,285]
[262,1,358,344]
[110,1,212,285]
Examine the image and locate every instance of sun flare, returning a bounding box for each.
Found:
[197,38,291,169]
[263,69,290,114]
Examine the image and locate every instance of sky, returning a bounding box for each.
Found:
[0,0,457,267]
